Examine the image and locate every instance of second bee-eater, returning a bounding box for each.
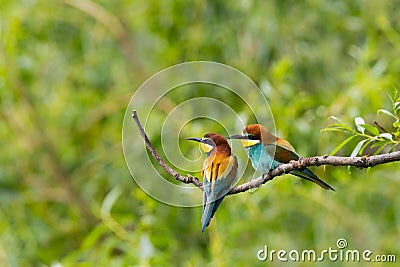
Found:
[186,133,238,232]
[228,124,334,191]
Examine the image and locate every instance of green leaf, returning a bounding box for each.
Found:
[321,127,351,133]
[359,138,373,155]
[389,143,399,153]
[323,123,354,132]
[395,101,400,111]
[373,144,387,155]
[379,133,393,141]
[355,117,365,133]
[377,109,396,119]
[360,124,380,136]
[350,139,367,157]
[321,128,345,133]
[370,139,391,148]
[329,115,343,123]
[330,135,356,155]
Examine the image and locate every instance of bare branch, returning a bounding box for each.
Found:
[228,153,400,194]
[132,110,400,195]
[131,110,203,189]
[374,121,392,134]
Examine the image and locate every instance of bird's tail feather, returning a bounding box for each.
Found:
[201,196,225,232]
[291,168,335,191]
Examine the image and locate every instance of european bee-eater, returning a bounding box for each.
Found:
[228,124,334,191]
[186,133,238,232]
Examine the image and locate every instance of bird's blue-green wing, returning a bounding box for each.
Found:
[266,143,334,191]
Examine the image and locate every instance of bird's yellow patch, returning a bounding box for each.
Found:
[202,154,236,193]
[240,139,260,148]
[200,143,214,153]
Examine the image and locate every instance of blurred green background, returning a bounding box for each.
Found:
[1,0,400,266]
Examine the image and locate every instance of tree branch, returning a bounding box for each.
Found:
[131,110,203,189]
[131,110,400,195]
[228,152,400,194]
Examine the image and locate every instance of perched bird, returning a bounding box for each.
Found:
[228,124,334,191]
[186,133,238,232]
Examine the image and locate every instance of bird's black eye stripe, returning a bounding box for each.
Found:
[246,134,260,140]
[202,138,215,147]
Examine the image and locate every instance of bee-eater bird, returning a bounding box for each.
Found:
[228,124,334,191]
[186,133,238,232]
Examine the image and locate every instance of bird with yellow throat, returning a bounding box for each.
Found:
[228,124,334,191]
[186,133,238,232]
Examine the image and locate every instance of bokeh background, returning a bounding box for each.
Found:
[1,0,400,266]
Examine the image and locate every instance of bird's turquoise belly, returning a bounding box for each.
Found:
[245,145,278,173]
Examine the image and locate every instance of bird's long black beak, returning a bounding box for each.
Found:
[227,134,248,140]
[185,137,202,142]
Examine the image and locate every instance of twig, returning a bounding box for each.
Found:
[131,110,203,189]
[132,110,400,195]
[374,121,392,134]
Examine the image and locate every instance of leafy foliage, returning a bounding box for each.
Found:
[323,91,400,157]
